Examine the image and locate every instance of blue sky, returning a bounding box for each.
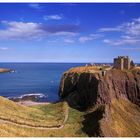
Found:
[0,3,140,63]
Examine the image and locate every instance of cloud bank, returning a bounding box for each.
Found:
[28,3,42,9]
[79,34,103,43]
[43,15,63,20]
[99,17,140,46]
[0,21,79,40]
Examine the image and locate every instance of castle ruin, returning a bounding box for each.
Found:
[113,56,134,70]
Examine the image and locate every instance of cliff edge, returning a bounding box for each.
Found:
[59,66,140,108]
[59,66,140,137]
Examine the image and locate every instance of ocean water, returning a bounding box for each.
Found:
[0,63,86,102]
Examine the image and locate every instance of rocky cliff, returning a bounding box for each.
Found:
[59,66,140,137]
[59,67,140,109]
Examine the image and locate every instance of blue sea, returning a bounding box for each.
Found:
[0,63,86,102]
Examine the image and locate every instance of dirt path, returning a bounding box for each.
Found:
[0,105,69,130]
[17,101,50,106]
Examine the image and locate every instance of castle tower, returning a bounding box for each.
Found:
[113,56,133,70]
[114,56,124,70]
[123,56,131,70]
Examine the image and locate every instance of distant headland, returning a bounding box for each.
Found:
[0,68,13,73]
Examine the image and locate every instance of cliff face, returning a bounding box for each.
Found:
[59,68,140,109]
[59,67,140,137]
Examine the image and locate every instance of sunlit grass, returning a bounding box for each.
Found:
[0,96,139,137]
[110,99,140,137]
[0,96,64,127]
[0,96,87,137]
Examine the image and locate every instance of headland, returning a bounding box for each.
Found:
[0,56,139,137]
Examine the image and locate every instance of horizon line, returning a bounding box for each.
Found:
[0,61,114,63]
[0,61,139,63]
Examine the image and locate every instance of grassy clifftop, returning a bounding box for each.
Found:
[0,96,86,137]
[0,96,65,127]
[67,65,111,74]
[0,96,140,137]
[58,66,140,137]
[110,99,140,136]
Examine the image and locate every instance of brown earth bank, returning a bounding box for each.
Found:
[59,66,140,137]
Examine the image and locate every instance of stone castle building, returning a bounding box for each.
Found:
[113,56,134,70]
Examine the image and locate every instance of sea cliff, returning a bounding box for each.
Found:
[59,66,140,136]
[59,66,140,109]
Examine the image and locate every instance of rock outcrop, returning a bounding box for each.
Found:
[0,68,12,73]
[59,66,140,137]
[59,67,140,109]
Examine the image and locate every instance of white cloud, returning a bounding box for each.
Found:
[125,22,140,36]
[99,26,122,32]
[64,39,75,43]
[0,21,46,40]
[79,34,103,43]
[52,31,78,37]
[0,47,8,50]
[133,17,140,22]
[100,17,140,46]
[28,3,42,9]
[79,36,92,43]
[120,47,140,50]
[103,38,139,46]
[43,15,62,20]
[0,21,79,40]
[121,35,135,39]
[99,17,140,36]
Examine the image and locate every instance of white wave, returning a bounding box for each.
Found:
[19,93,47,99]
[8,93,48,99]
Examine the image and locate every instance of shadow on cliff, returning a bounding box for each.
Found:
[64,89,98,111]
[81,106,105,137]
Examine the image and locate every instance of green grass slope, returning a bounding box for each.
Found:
[0,96,139,137]
[93,99,140,137]
[109,99,140,137]
[0,96,65,127]
[0,96,87,137]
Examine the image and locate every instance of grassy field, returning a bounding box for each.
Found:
[0,96,65,127]
[110,99,140,137]
[0,96,139,137]
[67,65,111,74]
[0,96,87,137]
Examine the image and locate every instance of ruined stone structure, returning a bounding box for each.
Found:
[113,56,134,70]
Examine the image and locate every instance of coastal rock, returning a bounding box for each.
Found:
[0,68,12,73]
[59,67,140,108]
[9,93,47,102]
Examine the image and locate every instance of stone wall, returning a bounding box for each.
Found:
[113,56,132,70]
